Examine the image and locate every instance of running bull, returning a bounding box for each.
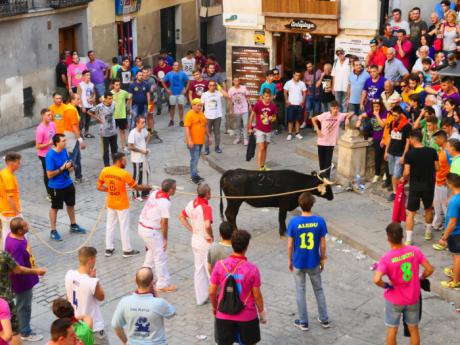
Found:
[220,169,334,236]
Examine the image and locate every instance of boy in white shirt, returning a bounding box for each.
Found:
[77,70,96,138]
[181,50,196,80]
[128,115,150,201]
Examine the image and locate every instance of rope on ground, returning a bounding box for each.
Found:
[28,203,106,256]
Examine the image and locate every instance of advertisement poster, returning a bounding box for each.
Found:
[115,0,142,16]
[232,46,270,104]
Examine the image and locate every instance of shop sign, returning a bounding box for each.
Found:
[232,46,270,104]
[285,19,316,31]
[223,13,259,28]
[115,0,142,16]
[254,31,265,46]
[334,36,371,62]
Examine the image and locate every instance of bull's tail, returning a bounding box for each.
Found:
[220,180,225,221]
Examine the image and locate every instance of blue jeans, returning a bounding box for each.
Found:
[189,144,202,179]
[69,140,82,179]
[293,266,329,324]
[15,289,33,336]
[321,102,331,113]
[131,103,147,129]
[335,91,347,113]
[94,83,106,99]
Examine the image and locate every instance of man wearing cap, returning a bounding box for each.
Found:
[184,99,211,184]
[365,38,386,75]
[331,47,350,113]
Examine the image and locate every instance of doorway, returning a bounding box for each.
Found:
[274,32,335,78]
[117,20,134,61]
[161,6,176,58]
[59,26,77,53]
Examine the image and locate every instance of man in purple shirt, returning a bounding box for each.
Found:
[361,65,386,112]
[86,50,109,100]
[441,76,460,105]
[5,217,42,342]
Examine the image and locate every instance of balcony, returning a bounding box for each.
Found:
[0,0,29,17]
[262,0,339,20]
[200,0,222,18]
[49,0,92,9]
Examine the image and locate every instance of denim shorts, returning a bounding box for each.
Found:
[387,154,403,179]
[384,299,420,327]
[286,105,303,123]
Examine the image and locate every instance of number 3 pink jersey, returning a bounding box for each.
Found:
[377,245,426,305]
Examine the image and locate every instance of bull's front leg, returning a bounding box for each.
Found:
[278,207,288,237]
[225,200,242,232]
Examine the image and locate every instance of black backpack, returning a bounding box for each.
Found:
[217,260,248,315]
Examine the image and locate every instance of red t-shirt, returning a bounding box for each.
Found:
[153,64,172,87]
[369,49,386,68]
[189,79,209,99]
[253,100,278,133]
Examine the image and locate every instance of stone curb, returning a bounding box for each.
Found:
[203,154,460,307]
[0,139,35,157]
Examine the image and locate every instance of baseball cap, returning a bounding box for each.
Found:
[191,98,203,105]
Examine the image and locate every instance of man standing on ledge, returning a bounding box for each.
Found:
[184,99,211,184]
[97,152,151,258]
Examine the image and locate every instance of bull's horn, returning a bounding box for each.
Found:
[322,178,334,185]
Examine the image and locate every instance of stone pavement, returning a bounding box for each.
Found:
[1,112,459,345]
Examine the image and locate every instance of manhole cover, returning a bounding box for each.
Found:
[164,165,190,175]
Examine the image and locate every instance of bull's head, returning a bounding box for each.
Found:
[310,171,334,201]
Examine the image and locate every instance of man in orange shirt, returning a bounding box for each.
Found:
[183,99,210,184]
[0,152,22,250]
[433,130,451,249]
[97,152,151,258]
[63,93,86,184]
[49,92,68,134]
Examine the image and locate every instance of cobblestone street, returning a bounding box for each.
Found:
[1,111,456,345]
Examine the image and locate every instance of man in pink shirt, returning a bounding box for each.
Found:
[209,230,267,345]
[67,52,86,94]
[373,223,433,345]
[179,184,214,305]
[35,108,56,200]
[312,100,353,178]
[394,29,413,70]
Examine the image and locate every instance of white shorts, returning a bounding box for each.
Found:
[255,129,272,143]
[169,95,186,106]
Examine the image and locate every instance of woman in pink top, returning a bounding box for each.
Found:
[373,223,433,345]
[312,100,352,178]
[0,298,12,345]
[35,108,56,199]
[209,230,266,345]
[67,52,87,93]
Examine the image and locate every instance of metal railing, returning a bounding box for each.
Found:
[0,0,29,17]
[48,0,92,9]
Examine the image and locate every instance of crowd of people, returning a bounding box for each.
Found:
[1,2,460,344]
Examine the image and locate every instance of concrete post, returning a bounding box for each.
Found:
[336,120,371,185]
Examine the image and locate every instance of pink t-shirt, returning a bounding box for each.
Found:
[210,256,261,322]
[35,122,56,157]
[0,298,11,345]
[68,63,87,88]
[377,245,426,306]
[228,86,249,114]
[253,100,277,133]
[316,111,346,146]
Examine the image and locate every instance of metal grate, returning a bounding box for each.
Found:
[0,0,28,17]
[48,0,92,9]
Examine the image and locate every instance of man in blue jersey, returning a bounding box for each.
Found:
[287,192,330,331]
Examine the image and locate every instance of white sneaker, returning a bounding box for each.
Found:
[287,134,293,141]
[300,122,307,129]
[372,175,380,183]
[233,138,241,145]
[382,173,387,181]
[21,333,44,342]
[228,129,235,136]
[295,133,303,140]
[135,196,143,202]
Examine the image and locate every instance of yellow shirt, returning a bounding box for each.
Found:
[0,168,20,217]
[97,166,137,210]
[49,103,69,134]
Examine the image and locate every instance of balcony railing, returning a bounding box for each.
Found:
[0,0,29,17]
[262,0,339,19]
[49,0,92,9]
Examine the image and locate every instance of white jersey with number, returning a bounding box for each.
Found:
[181,57,196,78]
[64,270,105,331]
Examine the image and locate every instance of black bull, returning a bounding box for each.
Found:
[219,169,334,236]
